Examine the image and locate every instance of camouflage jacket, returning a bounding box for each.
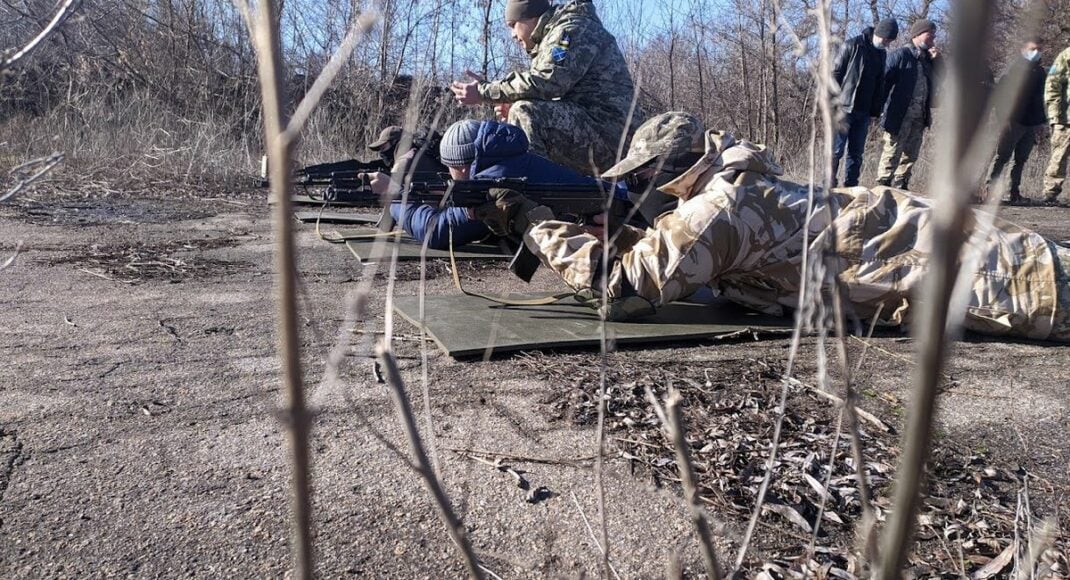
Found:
[1046,47,1070,125]
[477,0,635,123]
[527,131,1070,341]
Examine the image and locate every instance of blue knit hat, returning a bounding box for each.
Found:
[439,120,482,167]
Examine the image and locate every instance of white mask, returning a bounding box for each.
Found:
[1024,49,1041,62]
[873,38,886,49]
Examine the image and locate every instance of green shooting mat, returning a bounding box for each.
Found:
[392,293,794,358]
[343,235,513,263]
[293,211,382,224]
[268,194,335,205]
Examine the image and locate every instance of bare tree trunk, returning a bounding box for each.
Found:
[771,3,780,148]
[759,0,768,143]
[738,15,754,138]
[481,0,494,79]
[869,0,879,23]
[696,33,707,120]
[669,32,677,109]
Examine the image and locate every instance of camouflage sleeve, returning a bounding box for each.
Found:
[477,19,603,103]
[526,194,741,307]
[1046,50,1070,125]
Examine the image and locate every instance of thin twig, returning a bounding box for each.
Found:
[444,446,601,467]
[830,286,877,563]
[735,0,837,570]
[0,242,23,272]
[0,0,81,73]
[378,344,485,580]
[807,406,844,560]
[569,492,623,580]
[785,377,889,432]
[2,153,64,203]
[1014,520,1056,580]
[282,13,379,145]
[650,387,725,580]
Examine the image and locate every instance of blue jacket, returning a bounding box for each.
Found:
[391,120,606,249]
[880,45,938,134]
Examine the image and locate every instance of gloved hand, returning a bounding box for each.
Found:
[472,188,554,238]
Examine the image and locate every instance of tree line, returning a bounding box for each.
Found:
[1,0,1068,182]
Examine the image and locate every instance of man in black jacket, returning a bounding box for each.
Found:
[832,18,898,187]
[876,19,940,190]
[987,38,1048,204]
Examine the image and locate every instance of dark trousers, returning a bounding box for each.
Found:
[988,122,1039,196]
[832,110,871,187]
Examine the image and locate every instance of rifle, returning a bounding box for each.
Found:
[329,176,630,281]
[295,157,391,181]
[258,156,390,187]
[258,155,445,202]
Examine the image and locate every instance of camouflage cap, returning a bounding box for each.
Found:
[602,112,705,178]
[369,126,404,152]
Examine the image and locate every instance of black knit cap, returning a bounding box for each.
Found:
[909,19,936,39]
[505,0,550,21]
[875,18,899,41]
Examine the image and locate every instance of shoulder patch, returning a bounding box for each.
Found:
[550,33,571,64]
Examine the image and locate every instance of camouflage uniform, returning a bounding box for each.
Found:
[477,0,639,175]
[877,66,929,188]
[522,117,1070,342]
[1044,47,1070,201]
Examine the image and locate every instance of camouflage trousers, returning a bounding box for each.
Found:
[525,187,1070,342]
[1043,124,1070,199]
[1050,244,1070,341]
[876,114,927,188]
[508,100,626,176]
[525,189,808,312]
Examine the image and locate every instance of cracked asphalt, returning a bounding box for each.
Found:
[0,194,1068,577]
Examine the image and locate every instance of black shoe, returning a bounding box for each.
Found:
[875,178,892,187]
[1006,195,1032,206]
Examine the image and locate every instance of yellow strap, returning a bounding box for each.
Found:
[447,224,575,307]
[315,202,397,243]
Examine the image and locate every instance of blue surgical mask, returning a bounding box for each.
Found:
[1024,49,1041,62]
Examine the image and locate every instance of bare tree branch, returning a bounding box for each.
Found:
[0,241,24,272]
[2,153,64,203]
[282,12,379,145]
[648,387,725,580]
[0,0,81,74]
[377,343,485,580]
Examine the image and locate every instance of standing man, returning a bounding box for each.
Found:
[987,38,1048,205]
[450,0,640,176]
[831,18,898,187]
[876,19,940,190]
[1044,44,1070,204]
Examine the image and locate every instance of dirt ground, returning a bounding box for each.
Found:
[1,189,1069,578]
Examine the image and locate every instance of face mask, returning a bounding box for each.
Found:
[1024,49,1041,62]
[873,38,886,49]
[916,41,930,51]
